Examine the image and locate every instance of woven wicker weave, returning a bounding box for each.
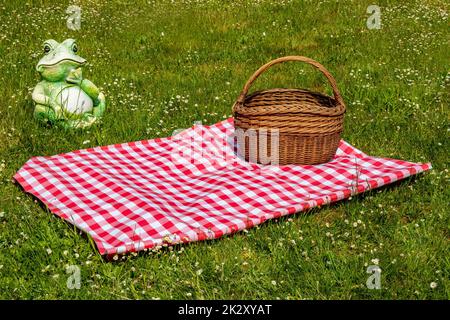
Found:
[233,56,346,165]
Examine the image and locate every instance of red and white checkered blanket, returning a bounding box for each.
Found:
[14,119,431,255]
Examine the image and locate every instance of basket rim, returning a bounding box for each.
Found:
[233,88,346,117]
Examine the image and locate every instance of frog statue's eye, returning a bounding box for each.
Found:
[72,43,78,53]
[43,44,51,54]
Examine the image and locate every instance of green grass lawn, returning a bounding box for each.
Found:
[0,0,448,299]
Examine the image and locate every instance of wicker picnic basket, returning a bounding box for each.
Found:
[233,56,346,165]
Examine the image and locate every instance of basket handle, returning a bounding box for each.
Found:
[235,56,345,107]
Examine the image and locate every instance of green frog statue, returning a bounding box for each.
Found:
[32,39,106,128]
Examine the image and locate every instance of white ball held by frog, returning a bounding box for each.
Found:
[57,86,94,114]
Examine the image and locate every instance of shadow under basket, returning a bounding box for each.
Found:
[233,56,346,165]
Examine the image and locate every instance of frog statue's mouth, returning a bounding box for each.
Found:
[36,56,87,81]
[37,57,86,69]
